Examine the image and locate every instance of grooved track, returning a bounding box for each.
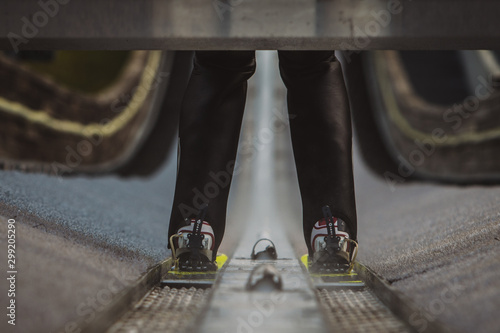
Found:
[317,288,411,333]
[107,287,210,333]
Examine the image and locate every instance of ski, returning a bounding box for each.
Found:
[161,253,228,289]
[301,254,365,289]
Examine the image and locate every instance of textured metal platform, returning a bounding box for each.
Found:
[1,0,500,50]
[103,261,414,333]
[318,288,410,333]
[107,286,210,333]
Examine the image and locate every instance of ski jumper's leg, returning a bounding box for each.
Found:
[168,51,256,257]
[277,51,357,254]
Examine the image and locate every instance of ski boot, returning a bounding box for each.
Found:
[310,205,358,273]
[169,204,217,271]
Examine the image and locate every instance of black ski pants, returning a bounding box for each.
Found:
[168,51,357,257]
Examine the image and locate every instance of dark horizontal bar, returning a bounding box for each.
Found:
[1,0,499,50]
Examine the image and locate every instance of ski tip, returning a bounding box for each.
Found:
[216,253,228,269]
[166,253,228,275]
[301,254,309,269]
[301,254,358,277]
